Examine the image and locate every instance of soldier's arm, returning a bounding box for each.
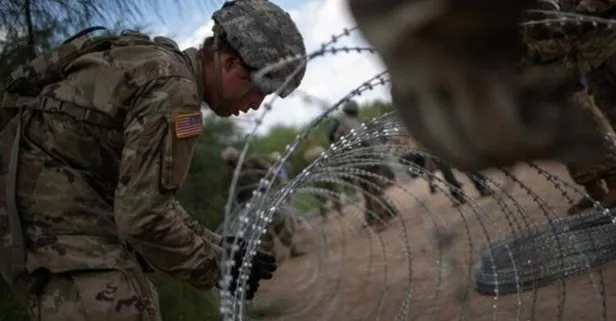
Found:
[115,76,222,290]
[174,199,222,245]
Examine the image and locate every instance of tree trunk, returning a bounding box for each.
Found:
[24,0,36,59]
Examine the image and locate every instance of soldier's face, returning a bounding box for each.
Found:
[205,53,267,117]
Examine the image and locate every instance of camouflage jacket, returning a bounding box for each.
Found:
[522,0,616,70]
[10,36,223,290]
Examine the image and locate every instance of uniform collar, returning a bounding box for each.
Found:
[182,47,205,102]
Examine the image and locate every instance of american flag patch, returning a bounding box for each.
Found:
[175,112,202,139]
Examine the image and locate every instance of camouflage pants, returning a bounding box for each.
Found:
[567,58,616,189]
[26,269,160,321]
[564,90,616,188]
[431,161,491,196]
[313,181,343,219]
[358,164,397,227]
[259,205,300,255]
[405,155,491,201]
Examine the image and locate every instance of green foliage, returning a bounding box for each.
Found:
[358,100,394,119]
[248,101,392,171]
[178,116,241,229]
[293,193,321,214]
[0,279,29,320]
[149,274,220,321]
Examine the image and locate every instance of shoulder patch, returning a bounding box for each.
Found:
[175,112,203,139]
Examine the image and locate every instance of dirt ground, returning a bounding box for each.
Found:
[248,162,616,321]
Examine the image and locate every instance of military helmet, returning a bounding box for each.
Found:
[342,100,359,115]
[268,151,281,163]
[212,0,307,98]
[221,146,241,161]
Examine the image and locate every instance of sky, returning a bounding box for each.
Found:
[140,0,391,134]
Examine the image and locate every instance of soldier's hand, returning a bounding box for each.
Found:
[219,236,277,300]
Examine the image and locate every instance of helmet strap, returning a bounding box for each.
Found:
[212,26,225,105]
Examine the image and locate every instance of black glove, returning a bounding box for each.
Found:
[219,236,277,300]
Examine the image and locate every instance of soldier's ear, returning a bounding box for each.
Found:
[221,54,243,73]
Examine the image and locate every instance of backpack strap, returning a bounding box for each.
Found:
[0,106,26,292]
[0,27,171,129]
[4,27,114,97]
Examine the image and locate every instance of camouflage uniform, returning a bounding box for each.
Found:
[0,0,307,318]
[258,203,305,259]
[302,142,343,220]
[565,78,616,214]
[0,34,222,321]
[522,0,616,214]
[583,56,616,213]
[222,147,304,258]
[330,101,397,230]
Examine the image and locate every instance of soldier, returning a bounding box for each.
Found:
[424,157,494,206]
[222,147,305,259]
[258,204,307,259]
[564,83,616,214]
[303,136,343,220]
[398,138,493,206]
[0,0,306,319]
[268,151,290,182]
[328,100,397,231]
[222,146,271,206]
[264,151,306,258]
[328,100,362,145]
[583,55,616,212]
[519,1,616,214]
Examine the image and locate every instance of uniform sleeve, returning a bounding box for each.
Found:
[174,199,222,245]
[114,76,222,290]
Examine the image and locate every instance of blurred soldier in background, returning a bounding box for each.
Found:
[222,147,305,260]
[328,100,362,145]
[398,137,493,206]
[222,146,270,206]
[268,151,290,182]
[328,100,397,231]
[564,86,616,214]
[303,136,344,221]
[424,157,494,207]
